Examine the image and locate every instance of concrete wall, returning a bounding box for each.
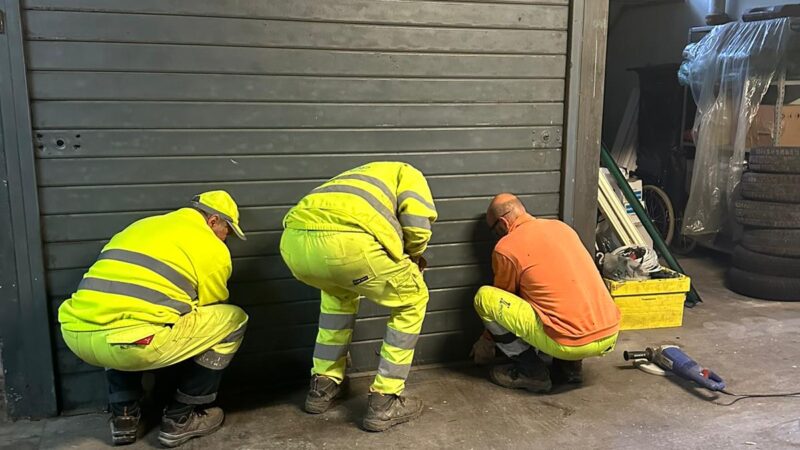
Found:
[603,0,789,144]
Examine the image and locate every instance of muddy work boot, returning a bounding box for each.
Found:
[551,358,583,385]
[362,393,424,432]
[305,375,348,414]
[157,407,224,448]
[489,349,552,393]
[109,406,142,446]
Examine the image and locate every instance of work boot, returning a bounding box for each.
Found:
[109,406,141,446]
[489,349,551,392]
[552,358,583,385]
[157,407,224,448]
[305,375,348,414]
[362,393,424,432]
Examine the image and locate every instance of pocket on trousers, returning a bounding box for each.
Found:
[325,252,376,287]
[106,324,167,353]
[388,268,423,298]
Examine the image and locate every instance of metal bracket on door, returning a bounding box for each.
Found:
[0,10,5,34]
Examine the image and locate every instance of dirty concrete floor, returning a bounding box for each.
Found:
[1,252,799,449]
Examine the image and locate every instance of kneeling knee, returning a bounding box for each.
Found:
[473,285,495,312]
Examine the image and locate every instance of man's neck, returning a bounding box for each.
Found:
[506,213,533,234]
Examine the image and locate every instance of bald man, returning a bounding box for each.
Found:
[473,193,621,392]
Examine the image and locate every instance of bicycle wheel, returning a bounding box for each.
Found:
[642,185,675,246]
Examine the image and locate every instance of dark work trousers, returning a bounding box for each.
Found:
[107,360,225,415]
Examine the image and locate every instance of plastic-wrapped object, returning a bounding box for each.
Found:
[678,18,792,236]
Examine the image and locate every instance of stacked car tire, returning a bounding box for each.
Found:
[730,147,800,301]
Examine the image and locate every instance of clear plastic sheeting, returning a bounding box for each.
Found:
[678,18,791,236]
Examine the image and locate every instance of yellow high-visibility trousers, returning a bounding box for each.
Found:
[280,228,429,395]
[474,286,617,361]
[62,304,248,372]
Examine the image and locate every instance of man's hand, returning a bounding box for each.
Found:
[470,332,496,365]
[411,255,427,271]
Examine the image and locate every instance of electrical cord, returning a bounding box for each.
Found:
[714,389,800,406]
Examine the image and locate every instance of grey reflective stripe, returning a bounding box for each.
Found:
[98,249,197,300]
[496,339,531,357]
[220,325,247,344]
[193,349,235,370]
[174,389,217,405]
[384,327,419,350]
[377,357,411,380]
[191,199,236,225]
[484,321,510,336]
[78,277,192,315]
[335,174,397,211]
[312,185,403,240]
[399,214,432,230]
[398,191,437,213]
[313,342,348,361]
[318,313,356,330]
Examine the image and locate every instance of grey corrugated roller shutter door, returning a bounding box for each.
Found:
[23,0,568,412]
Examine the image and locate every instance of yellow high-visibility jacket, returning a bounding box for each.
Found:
[58,208,232,332]
[284,162,438,261]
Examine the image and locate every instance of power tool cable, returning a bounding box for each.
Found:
[714,389,800,406]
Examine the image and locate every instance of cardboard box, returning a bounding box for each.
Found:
[747,105,800,147]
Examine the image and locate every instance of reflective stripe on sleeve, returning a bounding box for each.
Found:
[398,191,437,213]
[399,213,432,230]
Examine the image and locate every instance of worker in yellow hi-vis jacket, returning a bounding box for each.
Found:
[58,191,248,448]
[280,162,437,432]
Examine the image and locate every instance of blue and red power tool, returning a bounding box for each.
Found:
[623,345,726,391]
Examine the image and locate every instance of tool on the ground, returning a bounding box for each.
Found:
[600,144,702,306]
[624,345,800,405]
[624,345,726,391]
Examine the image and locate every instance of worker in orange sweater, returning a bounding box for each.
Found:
[473,193,621,392]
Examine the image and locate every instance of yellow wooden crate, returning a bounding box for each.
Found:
[613,292,686,330]
[604,271,690,330]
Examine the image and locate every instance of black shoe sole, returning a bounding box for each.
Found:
[362,405,423,432]
[304,397,335,414]
[489,371,552,393]
[110,419,139,446]
[111,431,137,446]
[304,379,348,414]
[157,420,223,448]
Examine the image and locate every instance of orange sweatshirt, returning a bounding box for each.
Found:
[492,214,620,346]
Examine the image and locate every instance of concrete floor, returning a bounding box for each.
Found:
[1,252,799,449]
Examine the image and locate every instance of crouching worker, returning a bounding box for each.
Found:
[58,191,248,447]
[473,193,621,392]
[280,162,437,432]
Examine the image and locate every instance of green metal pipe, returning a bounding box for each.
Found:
[600,145,701,306]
